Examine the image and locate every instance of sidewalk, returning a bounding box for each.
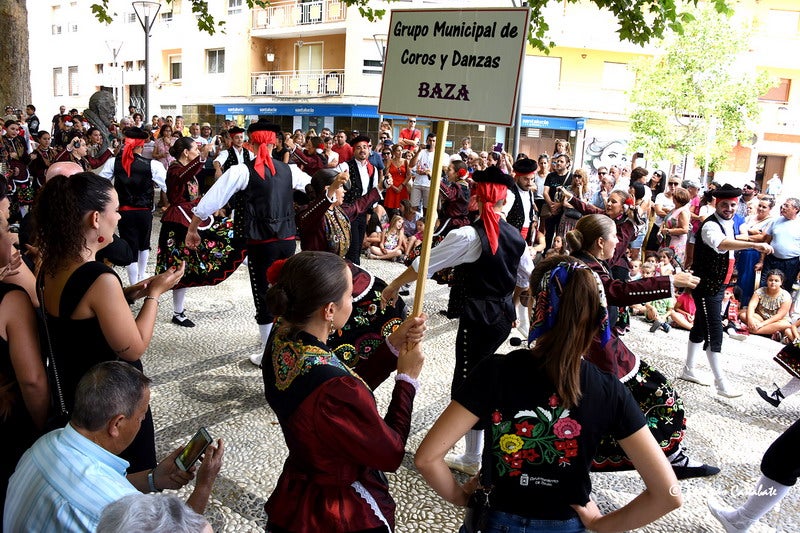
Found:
[140,229,798,532]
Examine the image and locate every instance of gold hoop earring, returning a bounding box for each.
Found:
[329,318,336,334]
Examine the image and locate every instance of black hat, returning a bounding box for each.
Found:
[512,158,536,175]
[711,183,742,199]
[246,118,281,135]
[228,126,245,135]
[349,135,371,147]
[472,166,514,188]
[122,127,149,140]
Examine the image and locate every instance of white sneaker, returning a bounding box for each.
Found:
[249,351,264,367]
[679,366,711,386]
[715,379,742,398]
[444,453,480,476]
[707,496,752,532]
[726,329,747,341]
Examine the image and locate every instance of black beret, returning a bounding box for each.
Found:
[349,135,372,147]
[247,118,281,136]
[228,126,246,135]
[472,165,514,188]
[712,183,742,199]
[122,127,149,140]
[512,157,536,174]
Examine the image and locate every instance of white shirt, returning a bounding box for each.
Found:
[214,146,255,167]
[410,223,533,289]
[97,156,167,191]
[701,213,735,258]
[414,149,434,187]
[193,163,310,220]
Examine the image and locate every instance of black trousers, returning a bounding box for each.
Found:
[346,212,367,265]
[247,240,296,325]
[761,417,800,486]
[689,288,725,352]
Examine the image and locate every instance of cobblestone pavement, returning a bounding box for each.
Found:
[138,220,798,532]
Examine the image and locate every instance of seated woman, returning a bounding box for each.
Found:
[368,215,407,261]
[740,269,792,339]
[415,256,681,533]
[262,251,426,533]
[33,172,184,472]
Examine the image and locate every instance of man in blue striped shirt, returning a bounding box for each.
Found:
[4,362,223,532]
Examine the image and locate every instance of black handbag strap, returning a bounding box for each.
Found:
[36,275,68,417]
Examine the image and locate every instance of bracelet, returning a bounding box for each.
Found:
[147,468,161,492]
[144,296,159,304]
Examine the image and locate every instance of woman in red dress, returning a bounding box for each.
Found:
[383,144,411,219]
[262,251,426,533]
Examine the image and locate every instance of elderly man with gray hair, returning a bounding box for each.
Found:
[4,362,224,532]
[97,493,212,533]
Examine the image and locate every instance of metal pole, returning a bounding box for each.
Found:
[144,14,150,121]
[511,1,527,157]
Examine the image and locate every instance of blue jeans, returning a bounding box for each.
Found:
[459,510,585,533]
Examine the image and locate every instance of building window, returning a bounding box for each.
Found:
[228,0,243,15]
[169,55,182,81]
[760,78,792,104]
[125,61,134,72]
[207,49,225,74]
[53,67,64,97]
[95,63,104,74]
[68,66,79,96]
[126,12,137,23]
[523,56,561,92]
[52,24,62,35]
[765,10,800,35]
[363,59,382,75]
[136,60,145,71]
[161,12,173,22]
[68,22,78,32]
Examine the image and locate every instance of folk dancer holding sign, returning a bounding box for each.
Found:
[382,166,533,475]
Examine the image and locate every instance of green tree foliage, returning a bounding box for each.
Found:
[629,4,772,172]
[89,0,731,52]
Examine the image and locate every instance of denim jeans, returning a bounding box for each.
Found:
[459,510,585,533]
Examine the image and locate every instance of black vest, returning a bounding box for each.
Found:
[506,185,536,244]
[459,218,526,322]
[693,214,732,296]
[343,159,376,205]
[113,154,154,209]
[231,160,296,241]
[222,147,251,173]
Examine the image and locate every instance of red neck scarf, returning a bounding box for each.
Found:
[121,138,145,176]
[475,182,507,255]
[249,130,276,179]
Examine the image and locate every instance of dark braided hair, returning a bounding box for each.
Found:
[33,172,115,276]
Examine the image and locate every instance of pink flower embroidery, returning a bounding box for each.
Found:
[553,418,582,439]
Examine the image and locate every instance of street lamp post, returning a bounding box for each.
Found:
[105,40,124,119]
[132,1,160,121]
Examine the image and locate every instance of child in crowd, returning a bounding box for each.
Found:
[368,215,406,261]
[785,286,800,345]
[362,211,385,252]
[656,247,680,276]
[668,288,696,330]
[644,252,658,269]
[406,218,424,252]
[629,260,643,281]
[722,274,748,341]
[631,263,656,315]
[400,199,419,240]
[550,235,567,255]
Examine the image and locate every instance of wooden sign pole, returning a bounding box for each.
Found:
[412,120,449,317]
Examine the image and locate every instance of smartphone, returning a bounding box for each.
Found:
[493,142,504,153]
[174,427,213,471]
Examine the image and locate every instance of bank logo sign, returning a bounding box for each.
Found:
[379,8,530,126]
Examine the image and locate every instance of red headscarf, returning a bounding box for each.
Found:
[474,182,508,255]
[249,130,277,179]
[121,137,145,177]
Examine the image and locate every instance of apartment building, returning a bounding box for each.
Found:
[29,0,800,191]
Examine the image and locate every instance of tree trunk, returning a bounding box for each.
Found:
[0,0,31,110]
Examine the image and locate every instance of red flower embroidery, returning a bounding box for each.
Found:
[509,470,522,477]
[523,449,540,461]
[548,394,560,408]
[515,421,535,437]
[553,418,582,439]
[491,410,503,424]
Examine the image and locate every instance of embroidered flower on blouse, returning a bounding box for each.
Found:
[499,434,524,454]
[515,421,536,437]
[553,418,581,439]
[491,410,503,424]
[548,394,560,408]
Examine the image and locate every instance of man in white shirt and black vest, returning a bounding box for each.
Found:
[187,118,310,366]
[341,135,381,265]
[98,127,167,285]
[506,157,539,245]
[680,184,773,397]
[213,126,255,179]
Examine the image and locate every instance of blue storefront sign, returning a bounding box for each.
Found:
[213,103,386,118]
[520,115,586,130]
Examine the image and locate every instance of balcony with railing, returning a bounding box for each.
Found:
[252,0,346,32]
[524,82,631,119]
[251,70,345,97]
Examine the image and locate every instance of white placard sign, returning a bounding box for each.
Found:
[378,8,530,126]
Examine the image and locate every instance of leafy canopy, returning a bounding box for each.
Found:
[90,0,731,52]
[628,3,772,172]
